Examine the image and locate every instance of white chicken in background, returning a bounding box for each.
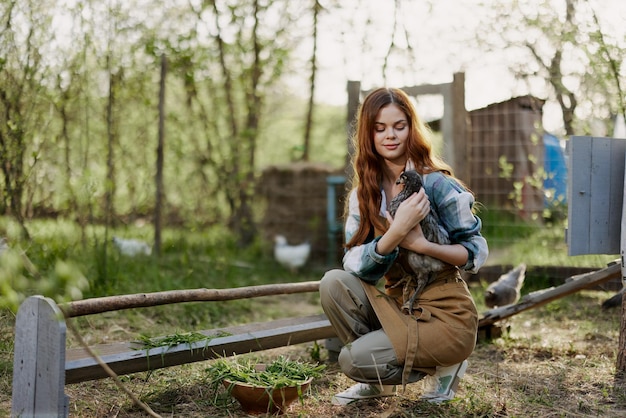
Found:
[112,236,152,257]
[0,237,8,256]
[273,235,311,272]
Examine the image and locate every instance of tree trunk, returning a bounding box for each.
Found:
[617,289,626,378]
[154,54,167,256]
[102,54,118,283]
[302,0,320,162]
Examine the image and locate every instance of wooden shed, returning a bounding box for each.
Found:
[466,95,546,221]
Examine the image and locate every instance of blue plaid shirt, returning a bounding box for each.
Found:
[343,171,489,284]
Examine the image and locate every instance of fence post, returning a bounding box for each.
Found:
[11,295,68,418]
[618,153,626,375]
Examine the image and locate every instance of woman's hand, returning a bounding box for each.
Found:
[397,222,430,253]
[385,191,431,254]
[385,188,430,234]
[375,189,429,256]
[386,197,470,266]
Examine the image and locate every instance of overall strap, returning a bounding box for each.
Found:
[361,281,434,390]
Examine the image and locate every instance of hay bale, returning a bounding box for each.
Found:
[258,162,346,266]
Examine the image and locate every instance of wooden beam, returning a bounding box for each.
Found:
[617,150,626,374]
[479,261,621,329]
[60,281,321,318]
[65,314,334,384]
[346,80,360,173]
[451,72,468,181]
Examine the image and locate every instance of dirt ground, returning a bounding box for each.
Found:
[3,287,626,417]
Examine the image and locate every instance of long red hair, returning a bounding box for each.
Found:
[346,87,453,249]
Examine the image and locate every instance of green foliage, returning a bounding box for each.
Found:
[259,94,346,168]
[481,208,539,244]
[0,247,88,312]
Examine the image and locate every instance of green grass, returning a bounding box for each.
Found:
[0,215,324,310]
[134,330,232,351]
[480,212,617,268]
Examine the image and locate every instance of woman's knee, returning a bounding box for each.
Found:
[337,331,398,381]
[319,269,342,304]
[320,269,356,302]
[337,343,367,379]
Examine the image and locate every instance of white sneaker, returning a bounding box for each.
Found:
[331,382,397,405]
[420,360,468,403]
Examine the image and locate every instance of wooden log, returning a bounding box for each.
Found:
[479,260,621,329]
[60,281,321,318]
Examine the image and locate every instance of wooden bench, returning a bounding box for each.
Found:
[11,284,336,417]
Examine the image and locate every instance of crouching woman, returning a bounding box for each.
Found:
[320,87,488,405]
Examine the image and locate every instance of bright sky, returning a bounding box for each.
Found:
[299,0,626,134]
[50,0,626,134]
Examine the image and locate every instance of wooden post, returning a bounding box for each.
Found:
[346,80,360,175]
[154,54,167,256]
[617,152,626,376]
[347,74,467,179]
[451,72,468,182]
[60,281,322,317]
[11,296,68,418]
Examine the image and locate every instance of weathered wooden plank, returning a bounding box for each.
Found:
[623,148,626,287]
[11,298,39,417]
[66,314,324,361]
[568,136,626,255]
[568,136,592,255]
[589,138,611,250]
[65,314,335,384]
[11,296,68,418]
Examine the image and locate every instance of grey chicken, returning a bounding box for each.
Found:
[387,170,450,314]
[601,287,624,309]
[484,263,526,308]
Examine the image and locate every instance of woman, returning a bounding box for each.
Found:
[320,87,488,405]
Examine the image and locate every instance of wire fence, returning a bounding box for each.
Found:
[465,96,568,251]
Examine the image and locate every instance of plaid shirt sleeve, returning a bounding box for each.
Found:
[424,172,489,273]
[342,189,399,284]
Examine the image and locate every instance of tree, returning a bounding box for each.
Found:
[154,54,167,256]
[301,0,322,162]
[167,0,300,245]
[476,0,625,136]
[0,0,323,247]
[0,0,57,239]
